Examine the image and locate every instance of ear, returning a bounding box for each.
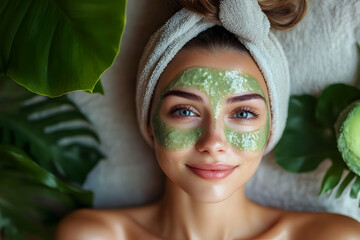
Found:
[147,122,154,138]
[263,121,272,150]
[267,126,272,143]
[147,122,156,149]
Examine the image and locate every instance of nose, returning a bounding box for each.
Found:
[195,119,228,155]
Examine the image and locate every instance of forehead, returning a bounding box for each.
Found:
[162,67,266,99]
[155,48,268,99]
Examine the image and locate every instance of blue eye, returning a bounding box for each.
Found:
[170,106,198,117]
[235,111,253,118]
[175,109,196,117]
[231,109,257,119]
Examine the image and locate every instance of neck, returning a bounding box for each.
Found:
[154,179,262,240]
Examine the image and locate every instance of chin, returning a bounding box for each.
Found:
[182,180,243,203]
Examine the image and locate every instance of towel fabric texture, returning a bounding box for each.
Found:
[136,0,290,155]
[246,0,360,220]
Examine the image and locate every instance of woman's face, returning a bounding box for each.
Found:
[149,48,270,203]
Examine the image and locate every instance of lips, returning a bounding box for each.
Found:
[186,163,237,180]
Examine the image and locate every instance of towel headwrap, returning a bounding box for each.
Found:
[136,0,290,154]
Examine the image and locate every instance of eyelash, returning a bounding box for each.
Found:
[169,105,199,118]
[169,105,259,120]
[229,107,259,120]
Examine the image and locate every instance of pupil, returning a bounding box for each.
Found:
[237,112,248,118]
[181,110,190,116]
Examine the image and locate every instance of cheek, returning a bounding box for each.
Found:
[152,111,203,151]
[233,150,263,183]
[225,116,270,152]
[154,145,173,175]
[154,145,189,181]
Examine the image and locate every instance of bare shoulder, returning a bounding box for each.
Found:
[307,212,360,240]
[54,208,132,240]
[55,204,160,240]
[286,211,360,240]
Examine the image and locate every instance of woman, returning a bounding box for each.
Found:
[56,0,360,239]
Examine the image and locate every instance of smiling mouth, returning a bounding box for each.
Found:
[186,163,237,180]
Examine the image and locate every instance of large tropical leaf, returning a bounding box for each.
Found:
[0,144,92,240]
[0,0,126,97]
[316,84,360,128]
[275,95,337,172]
[275,84,360,203]
[0,80,104,184]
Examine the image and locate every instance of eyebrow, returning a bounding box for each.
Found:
[226,93,265,104]
[163,90,203,102]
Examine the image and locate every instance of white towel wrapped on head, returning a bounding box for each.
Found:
[136,0,290,154]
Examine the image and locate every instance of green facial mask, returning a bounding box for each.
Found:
[152,67,270,151]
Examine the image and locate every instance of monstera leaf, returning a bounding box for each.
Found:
[0,144,92,240]
[0,0,126,97]
[275,95,335,173]
[275,84,360,202]
[0,80,104,185]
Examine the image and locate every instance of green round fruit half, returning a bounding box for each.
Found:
[337,100,360,176]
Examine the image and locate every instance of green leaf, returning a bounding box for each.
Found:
[92,79,104,95]
[350,176,360,199]
[0,0,126,97]
[319,164,344,195]
[316,84,360,128]
[0,82,104,184]
[335,171,356,198]
[275,95,335,172]
[0,144,92,240]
